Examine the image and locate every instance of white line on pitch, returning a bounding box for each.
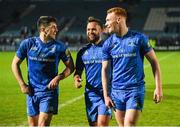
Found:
[144,52,176,68]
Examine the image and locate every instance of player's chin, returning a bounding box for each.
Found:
[108,29,115,34]
[51,35,56,40]
[87,37,95,43]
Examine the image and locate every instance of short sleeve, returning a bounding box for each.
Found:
[140,34,152,55]
[102,39,111,61]
[61,47,71,62]
[16,39,28,60]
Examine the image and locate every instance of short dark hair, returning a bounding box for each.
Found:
[87,16,103,29]
[37,16,57,30]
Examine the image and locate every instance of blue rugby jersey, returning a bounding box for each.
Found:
[102,30,152,90]
[16,37,70,93]
[76,42,104,91]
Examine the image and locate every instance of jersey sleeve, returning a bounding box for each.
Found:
[75,49,84,73]
[61,46,71,62]
[16,39,29,60]
[102,39,111,61]
[140,34,152,55]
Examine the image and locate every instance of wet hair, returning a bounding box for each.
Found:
[37,16,57,31]
[107,7,127,19]
[87,16,103,29]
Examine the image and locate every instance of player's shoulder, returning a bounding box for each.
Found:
[55,40,66,46]
[79,43,91,51]
[19,37,37,47]
[129,30,148,39]
[78,43,91,55]
[103,33,117,47]
[54,40,67,50]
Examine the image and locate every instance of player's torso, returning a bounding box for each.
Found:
[26,38,64,92]
[109,34,144,89]
[110,35,140,66]
[27,38,59,75]
[82,45,102,65]
[81,44,103,89]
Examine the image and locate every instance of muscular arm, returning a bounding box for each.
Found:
[11,55,31,94]
[102,60,114,108]
[48,56,74,89]
[145,49,163,103]
[59,56,75,80]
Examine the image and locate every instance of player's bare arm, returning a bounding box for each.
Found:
[11,55,31,95]
[145,49,163,103]
[48,55,74,89]
[102,60,115,108]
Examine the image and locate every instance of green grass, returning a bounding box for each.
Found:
[0,51,180,126]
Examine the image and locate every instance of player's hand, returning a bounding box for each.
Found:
[48,76,60,90]
[153,88,163,103]
[20,84,32,95]
[74,75,82,88]
[104,96,115,110]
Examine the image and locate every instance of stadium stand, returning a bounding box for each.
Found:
[0,0,180,51]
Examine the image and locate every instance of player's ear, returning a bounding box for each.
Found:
[39,26,45,33]
[117,17,121,24]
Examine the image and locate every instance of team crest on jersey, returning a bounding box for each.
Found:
[30,46,38,51]
[84,50,88,55]
[128,41,136,47]
[50,46,56,53]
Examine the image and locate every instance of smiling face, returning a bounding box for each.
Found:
[44,22,58,40]
[86,22,103,44]
[105,12,120,34]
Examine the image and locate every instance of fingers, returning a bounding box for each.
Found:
[153,94,163,103]
[110,100,116,112]
[48,82,58,90]
[75,83,82,88]
[21,85,32,95]
[110,100,115,107]
[105,96,116,112]
[74,78,83,88]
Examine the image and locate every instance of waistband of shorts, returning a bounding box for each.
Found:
[111,85,145,92]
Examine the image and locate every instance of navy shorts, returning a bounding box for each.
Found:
[26,92,58,116]
[85,91,112,123]
[111,87,145,111]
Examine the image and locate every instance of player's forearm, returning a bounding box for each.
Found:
[57,58,74,81]
[12,62,26,88]
[155,65,162,90]
[57,66,74,81]
[102,67,109,97]
[151,60,162,89]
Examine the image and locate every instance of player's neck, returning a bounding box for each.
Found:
[118,27,128,37]
[39,34,51,43]
[94,39,101,45]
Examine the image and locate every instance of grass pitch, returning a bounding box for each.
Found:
[0,51,180,126]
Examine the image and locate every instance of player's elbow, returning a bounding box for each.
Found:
[70,66,75,74]
[68,64,75,75]
[11,57,18,72]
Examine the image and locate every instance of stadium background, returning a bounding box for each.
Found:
[0,0,180,126]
